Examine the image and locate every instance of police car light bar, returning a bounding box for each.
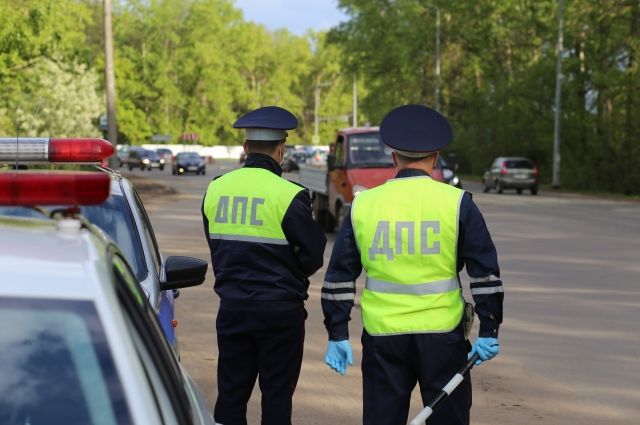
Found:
[0,172,111,206]
[0,138,114,163]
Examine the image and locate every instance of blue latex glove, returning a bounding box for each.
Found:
[325,340,353,376]
[468,337,500,365]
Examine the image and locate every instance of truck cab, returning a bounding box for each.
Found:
[300,127,461,232]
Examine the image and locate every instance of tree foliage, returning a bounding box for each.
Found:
[332,0,640,194]
[1,0,638,193]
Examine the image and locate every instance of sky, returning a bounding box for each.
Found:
[233,0,349,35]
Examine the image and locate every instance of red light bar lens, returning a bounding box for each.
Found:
[49,138,115,163]
[0,172,111,205]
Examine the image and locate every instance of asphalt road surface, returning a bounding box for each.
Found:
[126,160,640,425]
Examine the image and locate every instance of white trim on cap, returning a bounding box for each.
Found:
[392,148,435,158]
[245,128,287,141]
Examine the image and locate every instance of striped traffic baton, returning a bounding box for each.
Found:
[408,352,480,425]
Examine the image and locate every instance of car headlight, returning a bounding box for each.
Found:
[142,158,150,164]
[352,185,367,196]
[160,158,165,164]
[450,176,460,186]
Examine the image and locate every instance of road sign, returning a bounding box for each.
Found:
[181,133,199,142]
[151,134,172,142]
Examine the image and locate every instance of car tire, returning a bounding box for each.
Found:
[516,188,523,195]
[531,186,538,195]
[160,165,164,171]
[129,165,133,171]
[497,182,504,194]
[483,185,490,193]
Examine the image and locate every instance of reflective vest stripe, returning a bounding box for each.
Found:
[210,233,289,245]
[321,293,355,301]
[323,281,356,290]
[471,286,504,295]
[470,274,500,283]
[365,276,459,295]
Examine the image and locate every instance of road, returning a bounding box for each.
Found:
[127,161,640,425]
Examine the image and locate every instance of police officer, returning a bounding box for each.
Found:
[202,106,326,425]
[321,105,503,425]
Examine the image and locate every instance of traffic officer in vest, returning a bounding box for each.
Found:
[202,106,326,425]
[321,104,503,425]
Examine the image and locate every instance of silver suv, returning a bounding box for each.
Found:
[482,156,539,195]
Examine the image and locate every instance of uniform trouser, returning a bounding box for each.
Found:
[361,325,472,425]
[214,307,306,425]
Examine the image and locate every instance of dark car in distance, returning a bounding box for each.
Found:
[173,152,206,175]
[282,150,309,172]
[482,156,538,195]
[128,148,165,171]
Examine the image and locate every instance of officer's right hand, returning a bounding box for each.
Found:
[325,340,353,376]
[468,337,500,365]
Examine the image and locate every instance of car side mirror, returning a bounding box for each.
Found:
[327,154,336,171]
[161,256,208,290]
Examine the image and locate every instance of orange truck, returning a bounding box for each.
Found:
[299,127,461,232]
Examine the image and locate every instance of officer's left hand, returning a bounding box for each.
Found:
[468,337,500,365]
[325,340,353,376]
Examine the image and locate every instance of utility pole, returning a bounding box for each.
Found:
[434,7,441,111]
[313,81,320,145]
[104,0,118,161]
[552,0,563,188]
[352,75,358,127]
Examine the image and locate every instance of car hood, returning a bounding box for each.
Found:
[346,167,396,189]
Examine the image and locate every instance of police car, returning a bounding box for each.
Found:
[0,137,202,353]
[0,170,214,424]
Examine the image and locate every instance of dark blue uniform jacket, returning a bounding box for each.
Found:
[322,168,504,340]
[202,153,326,311]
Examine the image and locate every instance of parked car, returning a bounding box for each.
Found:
[282,149,309,172]
[0,171,214,424]
[173,151,206,175]
[482,156,539,195]
[156,147,174,162]
[128,148,165,171]
[0,137,204,354]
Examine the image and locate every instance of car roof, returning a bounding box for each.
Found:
[0,216,113,300]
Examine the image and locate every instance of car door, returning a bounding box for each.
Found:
[111,253,215,425]
[129,185,179,351]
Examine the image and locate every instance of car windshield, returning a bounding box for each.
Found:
[179,153,200,160]
[505,159,533,169]
[0,298,132,425]
[348,133,394,167]
[143,151,159,159]
[0,195,147,282]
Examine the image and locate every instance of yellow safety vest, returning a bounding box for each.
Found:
[351,176,465,335]
[203,167,302,245]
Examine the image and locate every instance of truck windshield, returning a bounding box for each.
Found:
[348,133,394,168]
